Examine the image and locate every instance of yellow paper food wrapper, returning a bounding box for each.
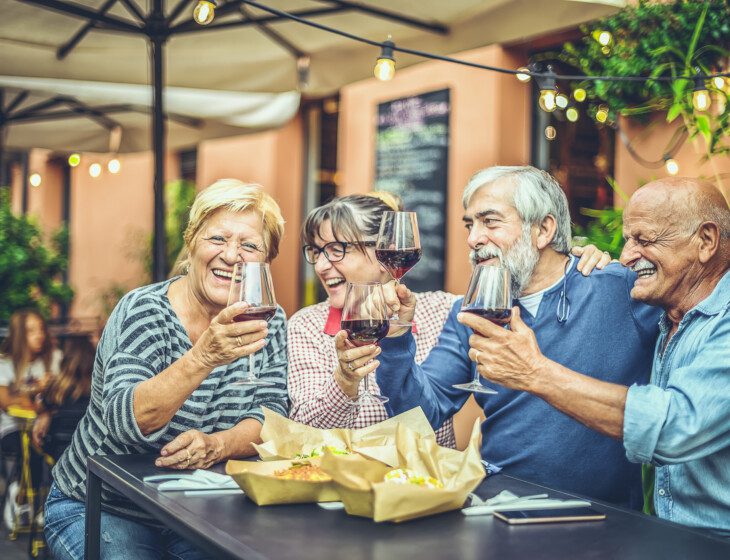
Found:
[225,458,340,505]
[320,419,485,523]
[253,406,435,467]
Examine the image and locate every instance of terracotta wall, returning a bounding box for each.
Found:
[198,115,304,317]
[614,114,730,205]
[338,44,531,297]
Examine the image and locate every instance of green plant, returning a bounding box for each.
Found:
[0,188,73,322]
[572,179,629,259]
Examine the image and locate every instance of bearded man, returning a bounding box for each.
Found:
[457,177,730,536]
[341,166,662,508]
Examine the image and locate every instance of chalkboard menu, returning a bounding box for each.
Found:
[375,89,450,293]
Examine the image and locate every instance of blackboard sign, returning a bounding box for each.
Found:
[375,89,449,293]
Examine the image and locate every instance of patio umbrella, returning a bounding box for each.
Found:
[0,0,625,279]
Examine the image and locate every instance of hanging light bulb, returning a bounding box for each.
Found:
[108,159,121,174]
[29,173,42,187]
[712,76,726,90]
[544,126,557,141]
[592,30,613,48]
[664,157,679,176]
[692,70,711,112]
[556,93,569,109]
[89,163,102,178]
[515,67,531,83]
[536,65,558,113]
[68,153,81,167]
[566,106,580,122]
[374,39,396,81]
[573,88,587,102]
[193,0,216,25]
[595,105,609,123]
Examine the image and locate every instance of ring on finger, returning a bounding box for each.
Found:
[236,336,243,346]
[348,362,356,372]
[473,350,481,364]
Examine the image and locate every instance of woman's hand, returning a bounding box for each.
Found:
[32,412,52,448]
[333,331,380,398]
[190,302,269,371]
[155,429,226,470]
[571,244,613,275]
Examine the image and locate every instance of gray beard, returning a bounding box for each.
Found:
[468,226,540,297]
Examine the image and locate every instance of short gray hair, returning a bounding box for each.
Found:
[462,166,572,254]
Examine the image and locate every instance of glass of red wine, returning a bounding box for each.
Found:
[227,261,277,387]
[453,264,512,394]
[375,211,422,326]
[341,282,390,405]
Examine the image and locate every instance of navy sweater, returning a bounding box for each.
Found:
[377,263,660,508]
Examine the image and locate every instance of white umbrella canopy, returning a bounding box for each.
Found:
[1,0,625,96]
[0,75,301,152]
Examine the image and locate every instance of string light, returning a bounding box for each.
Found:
[692,69,711,112]
[108,159,121,174]
[545,126,557,140]
[537,65,558,113]
[89,163,102,178]
[573,88,587,102]
[29,173,42,187]
[664,157,679,176]
[193,0,216,25]
[68,153,81,167]
[566,106,580,122]
[515,67,531,83]
[595,105,609,123]
[712,76,726,90]
[556,93,569,109]
[374,39,396,81]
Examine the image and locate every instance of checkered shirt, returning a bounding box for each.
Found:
[288,291,457,448]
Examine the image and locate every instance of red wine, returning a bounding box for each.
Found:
[234,306,277,323]
[375,248,422,280]
[463,308,511,326]
[341,319,389,347]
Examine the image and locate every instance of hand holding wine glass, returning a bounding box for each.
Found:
[227,261,277,386]
[339,282,390,405]
[453,264,512,394]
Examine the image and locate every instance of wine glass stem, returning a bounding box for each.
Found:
[247,352,256,380]
[362,371,370,395]
[472,367,481,385]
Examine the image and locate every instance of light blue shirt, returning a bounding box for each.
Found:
[623,270,730,537]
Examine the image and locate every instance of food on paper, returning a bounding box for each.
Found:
[294,445,351,459]
[384,468,444,489]
[274,462,332,482]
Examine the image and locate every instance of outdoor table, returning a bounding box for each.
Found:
[84,454,730,560]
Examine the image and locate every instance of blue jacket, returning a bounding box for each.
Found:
[378,262,661,508]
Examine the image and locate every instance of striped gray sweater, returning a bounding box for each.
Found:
[52,278,288,521]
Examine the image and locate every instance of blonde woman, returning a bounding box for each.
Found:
[44,180,288,560]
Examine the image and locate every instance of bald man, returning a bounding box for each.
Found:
[460,177,730,537]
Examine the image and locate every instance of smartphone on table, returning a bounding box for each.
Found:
[493,507,606,525]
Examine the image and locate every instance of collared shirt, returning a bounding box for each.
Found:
[288,291,457,448]
[624,270,730,537]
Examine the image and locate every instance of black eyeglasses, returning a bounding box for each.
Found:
[302,241,376,264]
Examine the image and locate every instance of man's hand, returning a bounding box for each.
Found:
[382,281,417,330]
[457,307,550,392]
[571,244,612,276]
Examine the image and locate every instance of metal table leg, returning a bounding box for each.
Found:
[84,462,102,560]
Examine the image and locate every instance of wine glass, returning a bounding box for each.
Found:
[375,211,421,326]
[227,261,277,387]
[341,282,390,405]
[453,264,512,394]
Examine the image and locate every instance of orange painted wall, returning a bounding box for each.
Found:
[197,115,304,317]
[338,44,531,296]
[614,114,730,205]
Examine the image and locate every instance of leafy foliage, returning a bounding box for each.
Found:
[0,188,73,322]
[572,179,628,259]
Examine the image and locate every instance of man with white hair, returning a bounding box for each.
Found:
[459,177,730,536]
[340,166,662,508]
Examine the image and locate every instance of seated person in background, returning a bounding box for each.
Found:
[32,335,95,462]
[339,166,661,509]
[290,191,610,448]
[0,309,61,528]
[44,179,289,560]
[461,177,730,538]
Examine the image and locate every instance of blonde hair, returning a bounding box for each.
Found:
[0,309,53,386]
[176,179,285,273]
[43,336,94,408]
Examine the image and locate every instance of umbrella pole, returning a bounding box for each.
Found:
[150,0,167,283]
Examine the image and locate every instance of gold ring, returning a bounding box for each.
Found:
[348,362,355,372]
[474,350,481,364]
[237,336,243,346]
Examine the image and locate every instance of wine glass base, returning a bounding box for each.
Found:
[232,378,275,387]
[349,392,389,406]
[452,382,498,394]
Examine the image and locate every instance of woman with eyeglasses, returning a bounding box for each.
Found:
[288,193,611,447]
[44,180,288,560]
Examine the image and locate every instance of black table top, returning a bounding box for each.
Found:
[88,454,730,560]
